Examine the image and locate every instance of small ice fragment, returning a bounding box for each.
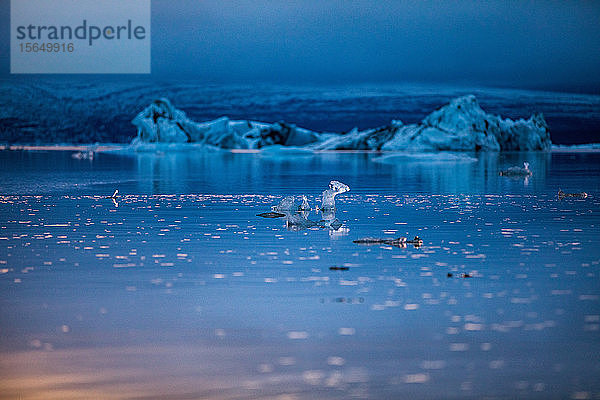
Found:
[299,195,310,210]
[320,180,349,210]
[558,189,588,199]
[272,196,296,211]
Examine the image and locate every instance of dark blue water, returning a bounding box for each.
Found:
[1,149,599,399]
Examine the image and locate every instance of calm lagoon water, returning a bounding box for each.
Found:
[1,149,599,399]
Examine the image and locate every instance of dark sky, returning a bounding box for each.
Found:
[2,0,600,92]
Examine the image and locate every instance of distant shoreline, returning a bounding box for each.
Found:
[2,144,599,153]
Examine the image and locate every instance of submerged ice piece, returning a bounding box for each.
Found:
[284,211,319,231]
[319,209,343,231]
[499,162,532,177]
[284,211,343,232]
[320,181,350,210]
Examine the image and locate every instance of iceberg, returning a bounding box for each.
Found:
[380,95,550,151]
[131,95,551,151]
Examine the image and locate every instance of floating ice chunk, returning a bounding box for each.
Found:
[353,236,423,248]
[558,189,588,199]
[299,195,310,211]
[271,195,310,213]
[499,162,532,177]
[72,151,94,160]
[320,180,350,210]
[271,196,297,212]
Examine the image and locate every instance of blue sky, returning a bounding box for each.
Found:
[1,0,600,92]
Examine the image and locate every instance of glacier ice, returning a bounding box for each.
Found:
[320,180,350,210]
[131,95,552,151]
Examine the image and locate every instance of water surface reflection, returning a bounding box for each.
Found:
[0,150,599,399]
